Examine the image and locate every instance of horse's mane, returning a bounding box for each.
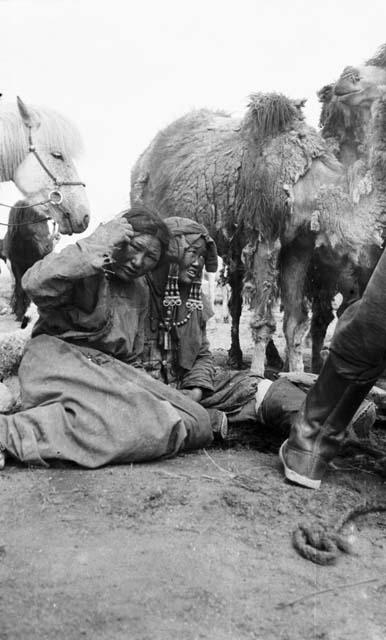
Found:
[6,200,46,243]
[366,43,386,68]
[242,92,301,142]
[0,102,84,180]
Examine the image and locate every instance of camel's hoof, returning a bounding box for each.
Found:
[227,349,243,370]
[266,357,284,372]
[227,360,243,370]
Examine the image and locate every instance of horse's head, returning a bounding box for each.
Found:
[13,97,90,235]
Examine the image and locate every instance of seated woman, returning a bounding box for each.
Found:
[143,217,379,448]
[143,216,228,436]
[0,206,213,469]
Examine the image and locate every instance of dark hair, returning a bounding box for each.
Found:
[120,204,170,258]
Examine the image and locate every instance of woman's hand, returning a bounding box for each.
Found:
[181,388,203,402]
[92,219,135,254]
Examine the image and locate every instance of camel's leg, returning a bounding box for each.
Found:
[310,292,334,373]
[248,240,280,376]
[280,237,313,372]
[204,271,217,328]
[205,271,216,311]
[309,253,363,371]
[314,257,362,370]
[265,338,284,371]
[336,258,361,316]
[308,252,337,372]
[221,285,230,323]
[214,284,230,324]
[227,259,244,368]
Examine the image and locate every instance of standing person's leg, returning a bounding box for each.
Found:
[280,246,386,488]
[261,376,376,445]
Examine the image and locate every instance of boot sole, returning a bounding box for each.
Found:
[279,441,321,490]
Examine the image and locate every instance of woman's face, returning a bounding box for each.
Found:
[178,237,207,284]
[112,233,162,281]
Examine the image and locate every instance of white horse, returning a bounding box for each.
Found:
[0,97,90,235]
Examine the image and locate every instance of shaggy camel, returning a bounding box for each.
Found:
[310,43,386,370]
[131,93,374,375]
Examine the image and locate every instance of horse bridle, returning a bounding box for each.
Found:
[0,123,86,229]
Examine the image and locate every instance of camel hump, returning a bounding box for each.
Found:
[366,42,386,68]
[243,92,304,141]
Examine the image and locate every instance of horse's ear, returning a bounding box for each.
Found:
[17,96,41,129]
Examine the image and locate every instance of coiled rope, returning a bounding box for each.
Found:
[293,501,386,565]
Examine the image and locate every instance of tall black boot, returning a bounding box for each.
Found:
[279,355,373,488]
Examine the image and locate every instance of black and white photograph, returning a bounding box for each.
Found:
[0,1,386,638]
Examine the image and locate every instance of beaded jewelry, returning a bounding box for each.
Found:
[160,267,203,342]
[162,263,182,308]
[186,279,204,311]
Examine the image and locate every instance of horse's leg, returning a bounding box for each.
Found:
[280,237,313,372]
[227,259,244,368]
[248,239,280,376]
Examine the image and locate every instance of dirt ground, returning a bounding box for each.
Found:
[0,271,386,640]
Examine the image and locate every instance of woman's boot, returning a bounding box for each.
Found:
[279,355,374,488]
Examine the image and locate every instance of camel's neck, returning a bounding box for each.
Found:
[336,99,386,173]
[339,111,373,169]
[369,98,386,224]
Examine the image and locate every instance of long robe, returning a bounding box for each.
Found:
[0,231,212,467]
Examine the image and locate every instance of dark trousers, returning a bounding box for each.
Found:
[260,378,306,436]
[330,246,386,385]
